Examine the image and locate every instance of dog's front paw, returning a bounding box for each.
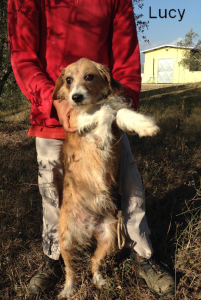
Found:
[116,109,160,137]
[92,271,107,289]
[137,123,160,137]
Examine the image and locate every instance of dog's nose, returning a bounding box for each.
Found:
[72,93,84,103]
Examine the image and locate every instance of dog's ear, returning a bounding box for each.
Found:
[97,65,123,96]
[52,70,65,100]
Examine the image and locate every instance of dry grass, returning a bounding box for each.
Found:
[0,82,201,299]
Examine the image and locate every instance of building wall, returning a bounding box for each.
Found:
[142,47,201,84]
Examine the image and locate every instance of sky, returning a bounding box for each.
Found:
[135,0,201,62]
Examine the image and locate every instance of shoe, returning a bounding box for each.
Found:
[28,256,63,295]
[130,250,175,297]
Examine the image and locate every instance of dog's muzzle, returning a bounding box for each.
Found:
[72,93,84,104]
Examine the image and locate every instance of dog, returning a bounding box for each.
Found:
[52,58,159,299]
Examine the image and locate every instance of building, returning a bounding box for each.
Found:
[141,45,201,84]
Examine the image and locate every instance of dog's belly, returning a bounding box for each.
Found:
[74,213,108,239]
[75,212,101,225]
[60,123,120,248]
[60,207,116,248]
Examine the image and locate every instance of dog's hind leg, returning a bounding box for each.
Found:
[58,241,75,300]
[58,210,76,300]
[91,221,116,288]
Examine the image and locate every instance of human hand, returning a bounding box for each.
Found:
[53,100,77,133]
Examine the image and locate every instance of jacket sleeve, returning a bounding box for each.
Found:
[7,0,54,117]
[110,0,141,110]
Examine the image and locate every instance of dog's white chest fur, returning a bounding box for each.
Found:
[77,104,116,150]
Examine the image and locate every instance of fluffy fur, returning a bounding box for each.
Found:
[52,58,159,299]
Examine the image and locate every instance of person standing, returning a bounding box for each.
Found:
[7,0,175,297]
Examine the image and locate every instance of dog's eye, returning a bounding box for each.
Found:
[66,77,73,85]
[85,74,94,81]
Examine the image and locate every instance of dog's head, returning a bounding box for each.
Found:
[52,58,123,106]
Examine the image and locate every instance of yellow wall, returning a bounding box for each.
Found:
[142,47,201,84]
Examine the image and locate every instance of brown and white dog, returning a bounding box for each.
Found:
[52,58,159,299]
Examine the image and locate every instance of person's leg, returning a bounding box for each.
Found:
[120,134,175,296]
[36,137,64,260]
[120,134,153,259]
[28,137,64,294]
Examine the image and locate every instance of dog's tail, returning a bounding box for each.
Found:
[116,108,160,137]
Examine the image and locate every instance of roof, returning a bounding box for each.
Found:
[141,45,193,53]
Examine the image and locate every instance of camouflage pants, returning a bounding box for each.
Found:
[36,135,153,260]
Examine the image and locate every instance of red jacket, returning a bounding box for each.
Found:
[7,0,141,139]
